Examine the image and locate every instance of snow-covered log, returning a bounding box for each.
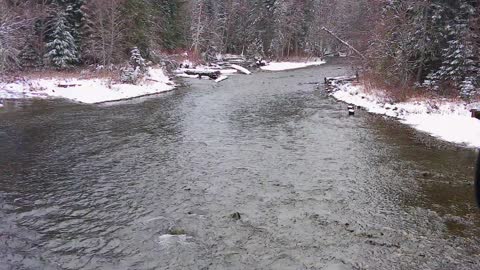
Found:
[230,64,251,75]
[184,69,221,79]
[215,75,228,83]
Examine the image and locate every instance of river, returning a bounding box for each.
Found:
[1,61,479,269]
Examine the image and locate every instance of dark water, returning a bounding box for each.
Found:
[1,62,479,270]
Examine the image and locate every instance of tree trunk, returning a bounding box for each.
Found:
[321,27,365,60]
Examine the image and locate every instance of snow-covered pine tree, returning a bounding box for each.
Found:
[130,47,147,73]
[45,11,78,69]
[65,0,84,57]
[49,0,84,62]
[426,2,479,98]
[120,66,138,84]
[121,47,147,84]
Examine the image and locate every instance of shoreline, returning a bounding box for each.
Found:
[328,78,480,148]
[0,67,175,104]
[0,58,327,106]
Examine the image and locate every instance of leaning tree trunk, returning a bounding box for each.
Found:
[321,27,365,60]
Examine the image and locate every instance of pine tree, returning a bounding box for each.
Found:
[121,47,147,84]
[425,1,479,98]
[19,41,41,69]
[151,0,186,51]
[122,0,151,56]
[65,0,84,44]
[45,11,78,69]
[130,46,146,73]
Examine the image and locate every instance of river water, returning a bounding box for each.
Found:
[1,61,479,270]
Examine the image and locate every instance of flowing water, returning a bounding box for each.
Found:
[1,61,479,270]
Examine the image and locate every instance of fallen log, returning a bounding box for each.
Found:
[215,75,229,83]
[231,64,251,75]
[184,69,221,80]
[57,83,80,88]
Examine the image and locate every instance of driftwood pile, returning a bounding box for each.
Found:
[178,54,256,82]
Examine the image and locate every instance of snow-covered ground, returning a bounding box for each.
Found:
[0,67,175,104]
[331,81,480,148]
[261,59,326,71]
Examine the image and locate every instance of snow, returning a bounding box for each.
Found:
[0,67,175,104]
[331,81,480,148]
[261,59,326,71]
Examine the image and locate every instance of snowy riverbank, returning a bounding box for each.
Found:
[261,59,326,71]
[0,67,175,104]
[330,80,480,148]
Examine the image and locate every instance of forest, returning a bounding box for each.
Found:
[0,0,479,98]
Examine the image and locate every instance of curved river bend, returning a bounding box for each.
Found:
[1,61,479,269]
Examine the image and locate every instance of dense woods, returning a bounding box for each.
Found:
[0,0,479,98]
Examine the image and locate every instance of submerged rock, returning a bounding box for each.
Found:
[168,228,186,235]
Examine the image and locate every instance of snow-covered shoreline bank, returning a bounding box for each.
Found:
[330,80,480,148]
[0,67,175,104]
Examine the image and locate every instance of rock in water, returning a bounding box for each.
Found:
[230,212,241,220]
[168,228,186,235]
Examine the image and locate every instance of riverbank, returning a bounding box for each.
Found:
[0,67,175,104]
[329,79,480,148]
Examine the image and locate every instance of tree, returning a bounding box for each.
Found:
[0,0,29,72]
[45,10,78,69]
[426,1,479,98]
[81,0,125,65]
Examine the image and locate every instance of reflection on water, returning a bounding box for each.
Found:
[368,116,480,233]
[1,61,479,269]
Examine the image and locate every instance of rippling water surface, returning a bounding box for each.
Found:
[1,61,479,270]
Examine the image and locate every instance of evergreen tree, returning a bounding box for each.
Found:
[45,11,78,69]
[122,0,151,56]
[130,46,147,73]
[19,41,41,69]
[153,0,187,51]
[121,47,147,84]
[62,0,84,61]
[425,1,479,97]
[65,0,84,43]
